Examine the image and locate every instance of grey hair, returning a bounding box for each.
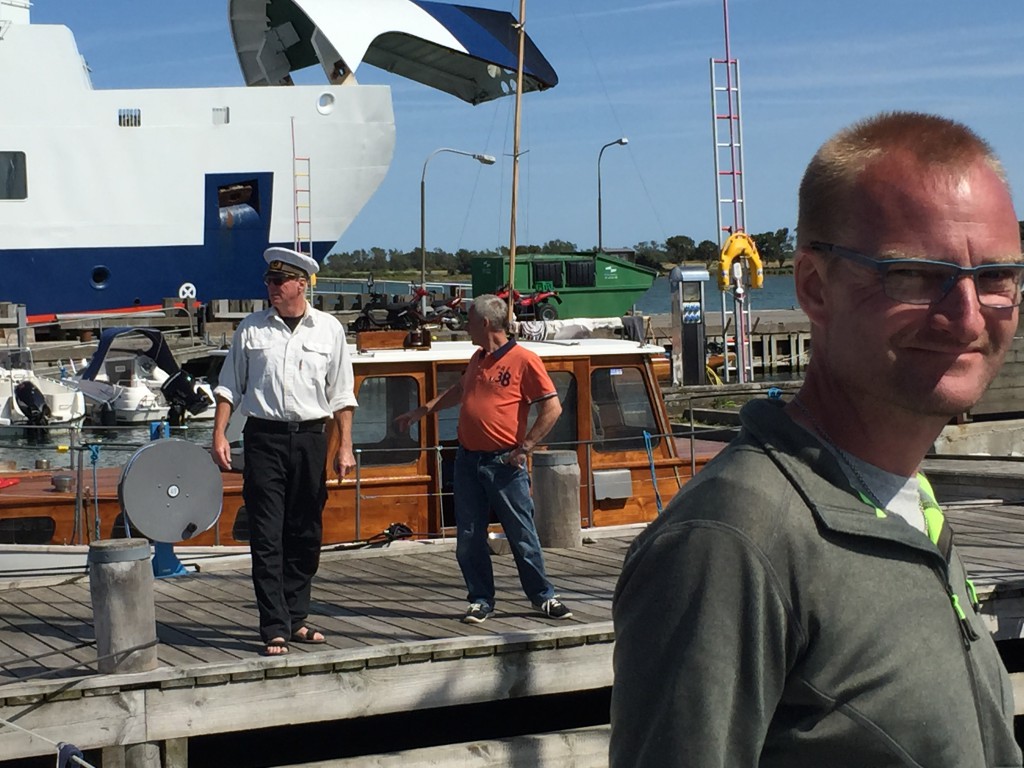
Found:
[471,294,508,331]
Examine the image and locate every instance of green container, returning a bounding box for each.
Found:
[471,252,657,319]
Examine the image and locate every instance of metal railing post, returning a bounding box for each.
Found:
[354,449,362,541]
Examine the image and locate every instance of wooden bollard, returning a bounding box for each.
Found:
[532,450,582,549]
[89,539,158,674]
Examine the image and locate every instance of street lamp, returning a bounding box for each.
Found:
[420,148,496,314]
[597,137,628,253]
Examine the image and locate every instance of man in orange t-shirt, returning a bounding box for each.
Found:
[395,294,572,624]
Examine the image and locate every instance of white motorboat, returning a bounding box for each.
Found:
[73,328,214,425]
[0,348,86,432]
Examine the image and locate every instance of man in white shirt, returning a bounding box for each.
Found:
[212,247,356,657]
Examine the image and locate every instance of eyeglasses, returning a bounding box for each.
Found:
[809,241,1024,308]
[263,275,299,287]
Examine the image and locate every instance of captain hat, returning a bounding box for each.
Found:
[263,247,319,278]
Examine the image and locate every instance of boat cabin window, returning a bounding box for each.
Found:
[353,376,420,466]
[591,366,660,452]
[0,152,27,200]
[436,370,463,442]
[531,372,577,448]
[0,516,56,545]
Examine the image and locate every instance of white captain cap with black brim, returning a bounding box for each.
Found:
[263,247,319,278]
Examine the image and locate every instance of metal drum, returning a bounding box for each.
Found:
[118,438,223,543]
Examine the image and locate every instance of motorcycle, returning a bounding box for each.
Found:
[494,285,562,321]
[410,287,466,331]
[352,291,417,333]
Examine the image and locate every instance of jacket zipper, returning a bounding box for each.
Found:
[934,564,988,765]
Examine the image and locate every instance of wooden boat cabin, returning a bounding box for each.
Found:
[0,338,712,550]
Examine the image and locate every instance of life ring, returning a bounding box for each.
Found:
[178,282,197,300]
[716,232,764,291]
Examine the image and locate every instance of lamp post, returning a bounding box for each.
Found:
[420,148,496,315]
[597,137,628,253]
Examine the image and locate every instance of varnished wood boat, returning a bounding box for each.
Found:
[0,338,721,565]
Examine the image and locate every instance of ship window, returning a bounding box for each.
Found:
[0,516,56,545]
[0,151,27,200]
[591,367,660,452]
[118,108,142,127]
[531,372,577,448]
[92,266,111,289]
[212,107,230,125]
[436,370,464,442]
[353,376,420,466]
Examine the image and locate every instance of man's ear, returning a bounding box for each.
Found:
[793,249,830,326]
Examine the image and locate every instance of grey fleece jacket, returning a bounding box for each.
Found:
[611,398,1020,768]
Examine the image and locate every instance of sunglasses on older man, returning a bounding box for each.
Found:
[809,241,1024,309]
[263,274,300,287]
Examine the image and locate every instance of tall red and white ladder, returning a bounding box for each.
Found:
[710,0,754,383]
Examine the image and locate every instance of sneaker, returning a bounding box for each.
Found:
[534,597,573,619]
[463,603,493,624]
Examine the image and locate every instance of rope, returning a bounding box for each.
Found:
[642,430,663,514]
[0,638,158,687]
[0,714,96,767]
[88,445,101,541]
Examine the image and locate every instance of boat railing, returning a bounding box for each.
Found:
[345,429,691,539]
[0,425,704,547]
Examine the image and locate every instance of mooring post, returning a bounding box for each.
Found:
[90,539,162,768]
[89,538,158,673]
[532,450,582,549]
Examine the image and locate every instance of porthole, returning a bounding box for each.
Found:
[91,265,111,289]
[316,92,335,115]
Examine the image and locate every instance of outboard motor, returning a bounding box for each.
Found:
[160,370,212,427]
[14,380,50,443]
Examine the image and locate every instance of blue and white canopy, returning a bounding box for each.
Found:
[229,0,558,104]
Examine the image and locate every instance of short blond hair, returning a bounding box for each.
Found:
[797,111,1008,248]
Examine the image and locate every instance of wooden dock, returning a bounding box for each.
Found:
[5,456,1024,766]
[0,531,630,766]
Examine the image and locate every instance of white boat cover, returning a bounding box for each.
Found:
[229,0,558,104]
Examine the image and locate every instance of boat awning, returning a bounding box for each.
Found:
[228,0,558,104]
[79,328,178,382]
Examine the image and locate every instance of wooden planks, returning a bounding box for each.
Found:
[0,533,628,759]
[0,534,630,686]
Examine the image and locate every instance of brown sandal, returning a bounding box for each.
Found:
[291,627,326,644]
[260,638,289,656]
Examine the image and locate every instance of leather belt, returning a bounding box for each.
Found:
[246,417,327,434]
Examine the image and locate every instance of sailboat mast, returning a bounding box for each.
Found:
[506,0,527,327]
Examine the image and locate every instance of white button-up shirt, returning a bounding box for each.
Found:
[213,304,357,421]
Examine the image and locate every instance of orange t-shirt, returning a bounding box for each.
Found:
[457,340,557,452]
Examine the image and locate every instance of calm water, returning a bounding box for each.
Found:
[635,272,798,315]
[317,274,801,314]
[0,423,214,472]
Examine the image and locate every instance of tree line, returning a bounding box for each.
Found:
[323,228,797,277]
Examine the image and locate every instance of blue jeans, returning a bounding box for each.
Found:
[454,446,556,609]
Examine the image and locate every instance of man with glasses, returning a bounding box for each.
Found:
[212,247,356,657]
[611,112,1022,766]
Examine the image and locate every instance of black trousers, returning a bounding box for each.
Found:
[242,424,328,642]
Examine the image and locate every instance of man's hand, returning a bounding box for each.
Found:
[394,405,428,433]
[505,445,529,469]
[211,432,232,471]
[335,446,356,478]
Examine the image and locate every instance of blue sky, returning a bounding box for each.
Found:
[33,1,1024,257]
